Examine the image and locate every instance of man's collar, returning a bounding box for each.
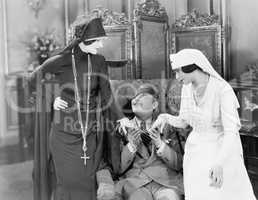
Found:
[134,116,152,130]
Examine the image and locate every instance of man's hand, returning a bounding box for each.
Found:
[149,128,163,148]
[97,183,116,200]
[209,165,223,188]
[53,97,68,110]
[127,129,142,149]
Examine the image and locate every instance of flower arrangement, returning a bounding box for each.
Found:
[25,30,61,66]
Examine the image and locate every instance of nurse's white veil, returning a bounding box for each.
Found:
[170,49,223,81]
[169,49,240,108]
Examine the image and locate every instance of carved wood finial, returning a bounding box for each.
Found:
[173,9,219,29]
[91,6,129,26]
[134,0,168,19]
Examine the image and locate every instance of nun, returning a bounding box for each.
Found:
[31,15,122,200]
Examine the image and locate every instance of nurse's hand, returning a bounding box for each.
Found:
[117,117,135,135]
[53,97,68,110]
[209,165,223,188]
[151,113,170,132]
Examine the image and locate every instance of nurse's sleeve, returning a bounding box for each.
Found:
[152,85,189,130]
[214,86,242,166]
[171,85,190,128]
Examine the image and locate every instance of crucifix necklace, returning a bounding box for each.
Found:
[71,49,91,165]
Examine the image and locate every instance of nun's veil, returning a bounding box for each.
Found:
[61,14,106,54]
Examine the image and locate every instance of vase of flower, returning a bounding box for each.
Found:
[25,30,61,66]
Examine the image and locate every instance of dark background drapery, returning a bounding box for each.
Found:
[33,74,57,200]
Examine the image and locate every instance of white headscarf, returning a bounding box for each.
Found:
[170,49,223,81]
[170,49,240,109]
[79,42,97,54]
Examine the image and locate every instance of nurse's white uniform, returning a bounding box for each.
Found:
[169,49,256,200]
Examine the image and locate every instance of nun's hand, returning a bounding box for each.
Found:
[209,165,223,188]
[117,117,135,135]
[53,97,68,110]
[151,114,170,132]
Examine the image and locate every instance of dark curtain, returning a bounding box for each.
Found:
[33,73,56,200]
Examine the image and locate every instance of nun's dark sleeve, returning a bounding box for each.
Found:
[96,56,123,184]
[27,53,69,106]
[29,54,69,81]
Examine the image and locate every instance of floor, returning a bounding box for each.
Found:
[0,137,257,200]
[0,136,33,200]
[0,160,33,200]
[0,144,33,165]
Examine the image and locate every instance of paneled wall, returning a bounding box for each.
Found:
[1,0,257,150]
[5,0,65,74]
[89,0,122,12]
[229,0,258,77]
[189,0,258,78]
[0,0,202,140]
[0,0,65,140]
[188,0,210,13]
[0,0,186,140]
[0,0,7,138]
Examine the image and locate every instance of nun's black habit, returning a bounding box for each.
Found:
[32,17,122,200]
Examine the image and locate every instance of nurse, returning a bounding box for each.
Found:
[152,49,256,200]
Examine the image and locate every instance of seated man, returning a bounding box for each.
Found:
[115,85,185,200]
